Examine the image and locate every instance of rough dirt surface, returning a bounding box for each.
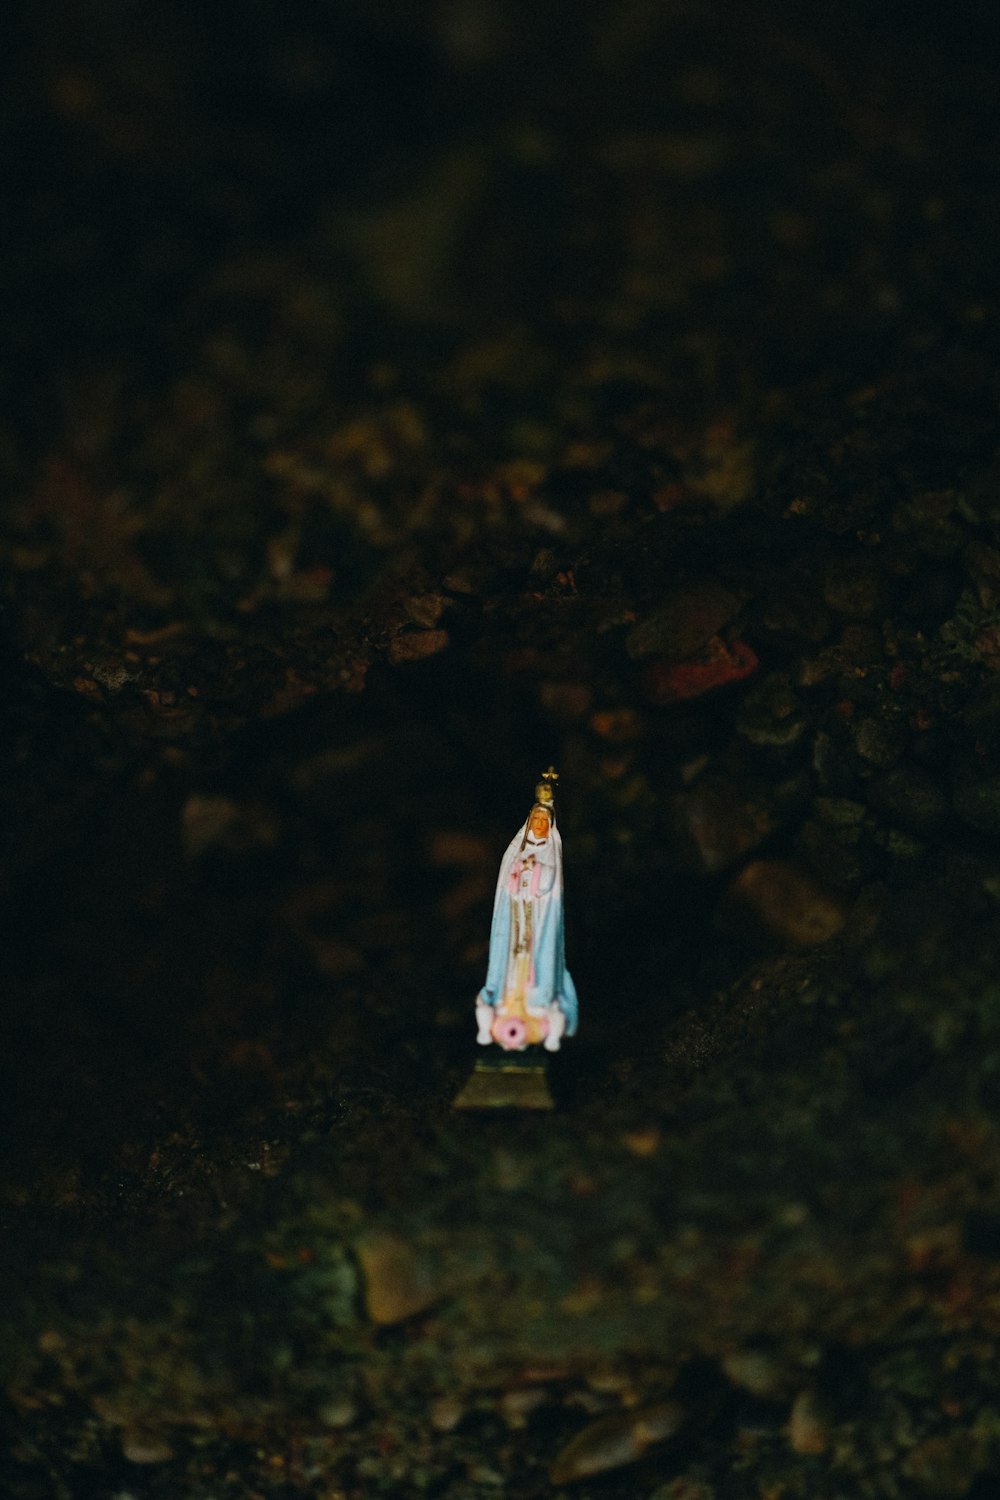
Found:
[4,2,1000,1496]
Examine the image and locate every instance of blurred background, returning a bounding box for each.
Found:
[3,2,1000,1496]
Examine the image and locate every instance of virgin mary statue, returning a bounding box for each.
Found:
[475,768,578,1052]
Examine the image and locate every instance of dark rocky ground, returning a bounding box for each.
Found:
[4,2,1000,1495]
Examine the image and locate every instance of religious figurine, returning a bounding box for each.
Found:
[455,768,577,1109]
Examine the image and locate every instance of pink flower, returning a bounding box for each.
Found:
[493,1015,528,1050]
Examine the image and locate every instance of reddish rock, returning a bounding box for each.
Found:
[644,637,758,703]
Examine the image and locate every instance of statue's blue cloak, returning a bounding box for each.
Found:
[477,821,578,1035]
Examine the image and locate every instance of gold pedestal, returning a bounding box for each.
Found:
[453,1052,554,1110]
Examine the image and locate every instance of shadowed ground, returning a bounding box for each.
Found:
[4,2,1000,1495]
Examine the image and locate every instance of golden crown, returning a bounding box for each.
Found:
[534,766,559,808]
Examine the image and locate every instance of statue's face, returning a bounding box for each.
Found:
[529,808,551,839]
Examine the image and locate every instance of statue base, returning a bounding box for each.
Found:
[453,1048,554,1110]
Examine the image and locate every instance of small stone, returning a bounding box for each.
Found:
[500,1387,547,1428]
[355,1232,439,1325]
[687,435,756,512]
[852,715,905,768]
[626,584,740,661]
[778,1201,810,1227]
[549,1401,684,1485]
[467,1465,505,1487]
[388,628,449,664]
[590,707,645,742]
[796,654,834,687]
[318,1396,358,1428]
[737,674,806,749]
[728,860,847,949]
[620,1128,661,1158]
[721,1349,783,1399]
[121,1432,175,1465]
[787,1390,828,1454]
[429,1395,465,1432]
[91,658,132,692]
[529,547,558,579]
[403,593,446,627]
